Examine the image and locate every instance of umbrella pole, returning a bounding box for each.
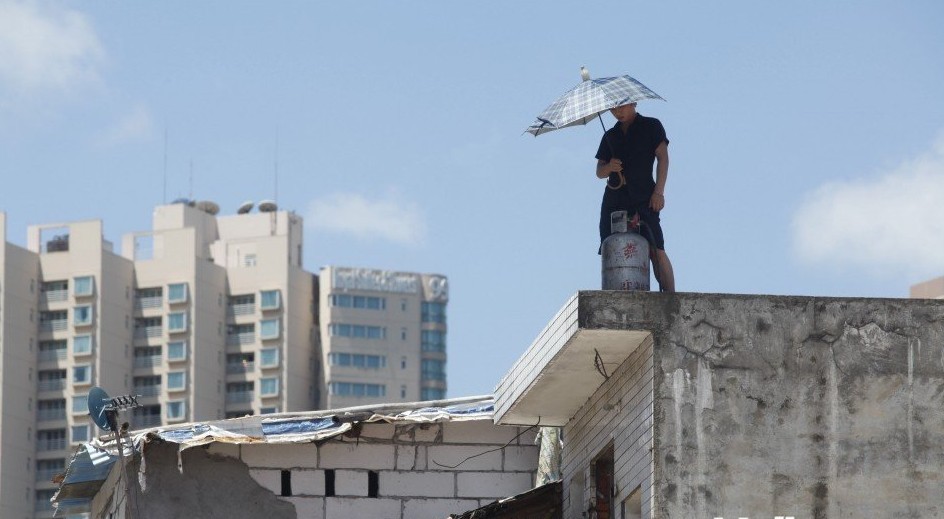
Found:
[598,114,624,189]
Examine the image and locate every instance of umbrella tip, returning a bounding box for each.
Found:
[580,66,590,82]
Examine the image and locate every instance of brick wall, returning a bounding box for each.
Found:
[208,419,539,519]
[561,336,653,519]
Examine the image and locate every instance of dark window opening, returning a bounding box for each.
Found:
[368,470,379,498]
[325,469,336,497]
[280,470,292,497]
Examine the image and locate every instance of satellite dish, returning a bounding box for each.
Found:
[88,386,113,431]
[258,200,278,213]
[237,201,254,214]
[196,200,220,215]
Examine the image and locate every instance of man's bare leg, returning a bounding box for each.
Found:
[653,249,675,292]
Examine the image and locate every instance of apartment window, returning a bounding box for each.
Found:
[71,425,89,443]
[421,359,446,381]
[259,348,279,368]
[260,407,279,415]
[73,305,93,326]
[166,401,187,421]
[400,299,407,311]
[71,394,88,414]
[73,365,92,385]
[400,385,407,398]
[167,341,187,361]
[260,290,281,310]
[401,357,407,369]
[421,302,447,324]
[328,382,385,397]
[73,276,94,297]
[328,323,385,339]
[328,353,385,369]
[73,335,93,356]
[167,283,188,303]
[166,372,187,391]
[421,388,446,400]
[422,330,446,352]
[260,377,279,397]
[167,311,188,333]
[330,294,385,310]
[259,319,280,340]
[401,328,407,341]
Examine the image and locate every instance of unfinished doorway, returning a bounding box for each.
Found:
[592,444,614,519]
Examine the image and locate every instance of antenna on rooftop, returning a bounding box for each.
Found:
[88,386,142,518]
[275,127,280,203]
[189,159,194,200]
[163,128,168,204]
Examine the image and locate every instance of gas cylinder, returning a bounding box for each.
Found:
[601,211,650,291]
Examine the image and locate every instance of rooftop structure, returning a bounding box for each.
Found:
[54,396,538,519]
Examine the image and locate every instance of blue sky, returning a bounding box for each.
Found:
[1,1,943,398]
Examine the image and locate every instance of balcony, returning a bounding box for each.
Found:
[133,326,162,340]
[227,303,256,317]
[37,438,67,451]
[40,290,69,304]
[226,391,254,404]
[134,385,161,397]
[36,409,66,422]
[225,333,255,346]
[38,349,67,362]
[36,468,64,482]
[132,415,162,429]
[133,356,162,369]
[37,380,66,392]
[134,296,163,311]
[226,362,254,374]
[39,320,68,333]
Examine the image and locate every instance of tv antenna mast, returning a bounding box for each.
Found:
[88,386,143,518]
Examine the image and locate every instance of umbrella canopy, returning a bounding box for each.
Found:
[525,75,664,136]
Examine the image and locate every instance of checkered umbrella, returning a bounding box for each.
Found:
[525,73,664,136]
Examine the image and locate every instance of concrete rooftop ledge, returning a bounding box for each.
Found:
[493,290,944,426]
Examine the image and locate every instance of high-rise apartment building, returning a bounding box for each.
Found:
[319,266,448,409]
[0,202,449,518]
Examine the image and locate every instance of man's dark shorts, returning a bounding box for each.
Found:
[599,204,665,251]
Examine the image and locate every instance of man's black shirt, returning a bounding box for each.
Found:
[595,113,669,208]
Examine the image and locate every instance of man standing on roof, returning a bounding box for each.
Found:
[595,102,675,292]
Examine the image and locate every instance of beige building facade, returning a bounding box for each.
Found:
[319,266,448,409]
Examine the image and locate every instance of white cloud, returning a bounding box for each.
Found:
[793,134,944,276]
[95,105,154,147]
[0,0,104,95]
[307,191,427,246]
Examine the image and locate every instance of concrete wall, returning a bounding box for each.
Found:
[92,419,538,519]
[576,292,944,519]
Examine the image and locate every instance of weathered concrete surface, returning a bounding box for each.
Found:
[113,441,296,519]
[579,292,944,519]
